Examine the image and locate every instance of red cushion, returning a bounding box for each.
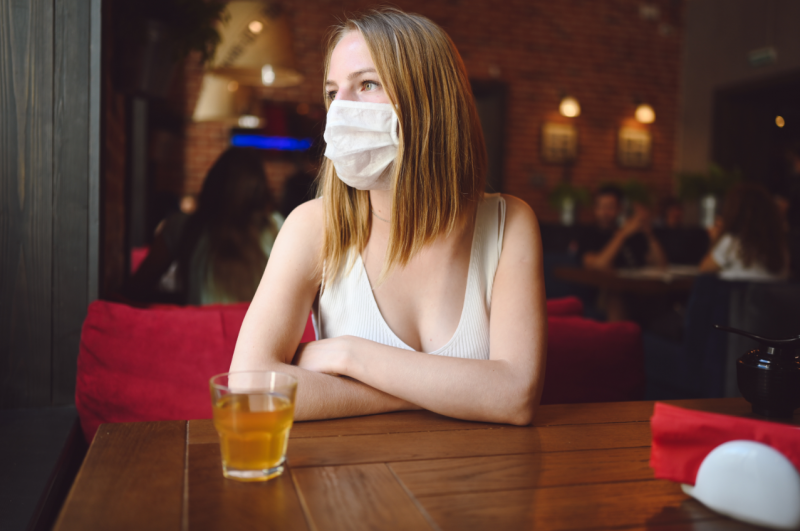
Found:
[130,246,149,273]
[76,300,639,440]
[76,301,315,441]
[540,317,644,405]
[546,296,584,317]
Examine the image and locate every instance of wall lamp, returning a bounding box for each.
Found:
[635,103,656,124]
[559,95,581,118]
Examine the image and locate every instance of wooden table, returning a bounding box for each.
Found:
[53,398,791,531]
[554,266,695,296]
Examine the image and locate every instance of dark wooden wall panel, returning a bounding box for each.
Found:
[52,0,91,405]
[1,0,100,408]
[1,0,56,408]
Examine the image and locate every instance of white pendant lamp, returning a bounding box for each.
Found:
[207,1,303,88]
[193,74,238,122]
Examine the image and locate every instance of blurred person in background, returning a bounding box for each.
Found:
[279,150,320,219]
[656,197,684,228]
[126,147,284,304]
[700,182,788,281]
[578,184,667,270]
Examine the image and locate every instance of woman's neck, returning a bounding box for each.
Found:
[369,189,392,223]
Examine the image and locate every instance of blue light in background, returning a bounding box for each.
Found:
[230,134,313,151]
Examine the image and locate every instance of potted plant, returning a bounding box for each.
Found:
[548,182,590,226]
[619,179,653,208]
[113,0,229,98]
[677,164,741,227]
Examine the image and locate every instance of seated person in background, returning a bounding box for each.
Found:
[126,148,284,304]
[700,182,789,281]
[656,197,683,228]
[579,184,667,270]
[652,197,710,265]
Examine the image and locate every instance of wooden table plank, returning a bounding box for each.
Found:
[416,480,733,531]
[188,412,500,445]
[292,463,435,531]
[390,447,653,496]
[286,422,651,468]
[534,398,757,426]
[53,421,185,531]
[641,518,761,531]
[553,266,695,295]
[189,398,766,447]
[187,443,308,531]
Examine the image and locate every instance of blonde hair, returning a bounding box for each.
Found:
[318,8,486,284]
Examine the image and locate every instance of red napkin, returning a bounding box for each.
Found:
[650,402,800,485]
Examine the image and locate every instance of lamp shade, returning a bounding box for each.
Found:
[208,1,302,88]
[193,74,237,122]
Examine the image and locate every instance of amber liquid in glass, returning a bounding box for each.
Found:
[212,393,295,480]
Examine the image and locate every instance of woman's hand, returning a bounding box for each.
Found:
[292,336,357,376]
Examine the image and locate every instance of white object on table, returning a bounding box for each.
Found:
[682,440,800,530]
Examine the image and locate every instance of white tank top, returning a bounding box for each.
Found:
[313,194,506,360]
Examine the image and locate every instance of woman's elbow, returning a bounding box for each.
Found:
[498,384,539,426]
[505,399,536,426]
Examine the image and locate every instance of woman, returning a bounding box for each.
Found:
[699,182,788,281]
[127,148,283,304]
[231,9,546,425]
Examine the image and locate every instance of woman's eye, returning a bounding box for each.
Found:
[362,81,379,91]
[327,90,337,101]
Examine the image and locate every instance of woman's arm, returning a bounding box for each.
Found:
[699,231,727,273]
[295,195,547,425]
[699,252,721,273]
[583,217,640,270]
[229,199,417,421]
[644,229,668,268]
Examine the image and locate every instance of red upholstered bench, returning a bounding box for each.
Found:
[75,296,643,441]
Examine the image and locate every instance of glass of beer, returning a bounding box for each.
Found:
[209,371,298,482]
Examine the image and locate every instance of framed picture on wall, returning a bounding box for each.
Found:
[617,127,652,168]
[541,122,578,164]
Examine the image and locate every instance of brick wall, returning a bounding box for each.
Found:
[162,0,683,223]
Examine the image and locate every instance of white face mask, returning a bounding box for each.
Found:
[323,100,400,190]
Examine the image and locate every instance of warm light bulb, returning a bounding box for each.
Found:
[248,20,263,34]
[776,116,785,128]
[261,64,275,85]
[635,103,656,124]
[227,80,239,92]
[559,96,581,118]
[180,195,197,214]
[238,115,261,128]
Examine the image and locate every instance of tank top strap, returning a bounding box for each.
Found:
[476,193,506,309]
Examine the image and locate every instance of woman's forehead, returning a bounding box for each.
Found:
[328,31,375,80]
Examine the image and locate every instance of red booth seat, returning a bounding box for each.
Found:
[76,297,642,441]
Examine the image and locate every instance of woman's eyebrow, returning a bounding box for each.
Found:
[347,68,377,80]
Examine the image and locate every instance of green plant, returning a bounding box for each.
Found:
[547,182,591,209]
[116,0,229,64]
[677,164,742,201]
[619,179,653,207]
[595,179,653,207]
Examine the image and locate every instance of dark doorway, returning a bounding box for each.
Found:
[471,80,507,193]
[712,69,800,196]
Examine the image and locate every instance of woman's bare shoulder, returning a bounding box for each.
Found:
[499,194,540,232]
[272,198,324,262]
[284,197,324,226]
